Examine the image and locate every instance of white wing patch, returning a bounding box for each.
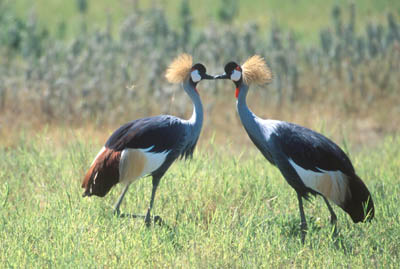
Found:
[288,159,351,206]
[140,147,171,177]
[231,69,242,81]
[119,147,170,185]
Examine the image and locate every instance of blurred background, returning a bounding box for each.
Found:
[0,0,399,149]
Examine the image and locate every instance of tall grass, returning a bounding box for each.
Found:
[0,131,399,267]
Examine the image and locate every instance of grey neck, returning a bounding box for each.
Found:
[236,84,259,133]
[236,83,275,148]
[182,80,203,137]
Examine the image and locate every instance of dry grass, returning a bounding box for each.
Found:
[2,83,397,154]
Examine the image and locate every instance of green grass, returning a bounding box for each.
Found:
[9,0,400,43]
[1,130,399,267]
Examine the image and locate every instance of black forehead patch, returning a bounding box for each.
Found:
[192,63,206,74]
[224,62,240,74]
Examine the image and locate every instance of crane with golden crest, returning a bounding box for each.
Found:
[216,55,374,243]
[82,54,213,225]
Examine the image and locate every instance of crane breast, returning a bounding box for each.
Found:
[119,147,170,184]
[288,159,351,206]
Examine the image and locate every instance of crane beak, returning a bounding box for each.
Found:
[202,73,215,80]
[214,73,229,80]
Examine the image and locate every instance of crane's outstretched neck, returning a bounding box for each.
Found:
[236,84,259,134]
[236,83,278,161]
[182,80,203,137]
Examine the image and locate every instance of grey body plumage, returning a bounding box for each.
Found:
[82,55,213,225]
[216,56,374,243]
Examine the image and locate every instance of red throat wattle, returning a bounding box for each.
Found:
[235,88,239,99]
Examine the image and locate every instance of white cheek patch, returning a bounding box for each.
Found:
[191,70,201,83]
[231,70,242,81]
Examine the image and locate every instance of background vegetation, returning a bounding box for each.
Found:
[0,0,399,267]
[1,0,399,147]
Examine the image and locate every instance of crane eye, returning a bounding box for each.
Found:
[230,69,242,81]
[191,69,201,83]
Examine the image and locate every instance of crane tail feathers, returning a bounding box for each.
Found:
[82,147,121,197]
[342,174,374,223]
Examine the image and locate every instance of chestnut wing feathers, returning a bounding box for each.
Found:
[81,116,189,198]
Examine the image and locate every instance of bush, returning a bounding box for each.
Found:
[0,2,399,124]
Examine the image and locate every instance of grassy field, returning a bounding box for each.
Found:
[9,0,400,42]
[1,130,399,267]
[1,0,399,266]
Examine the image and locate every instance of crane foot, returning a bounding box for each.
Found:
[145,214,163,227]
[113,211,165,226]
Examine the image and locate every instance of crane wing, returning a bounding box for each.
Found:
[275,122,355,175]
[105,115,188,156]
[82,116,187,197]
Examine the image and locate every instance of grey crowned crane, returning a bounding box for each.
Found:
[216,55,374,243]
[82,54,213,225]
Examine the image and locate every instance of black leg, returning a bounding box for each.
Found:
[144,176,161,227]
[113,183,131,216]
[323,196,337,225]
[322,196,338,239]
[297,193,307,244]
[114,183,152,219]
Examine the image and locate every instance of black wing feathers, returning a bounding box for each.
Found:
[106,116,185,153]
[276,123,355,175]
